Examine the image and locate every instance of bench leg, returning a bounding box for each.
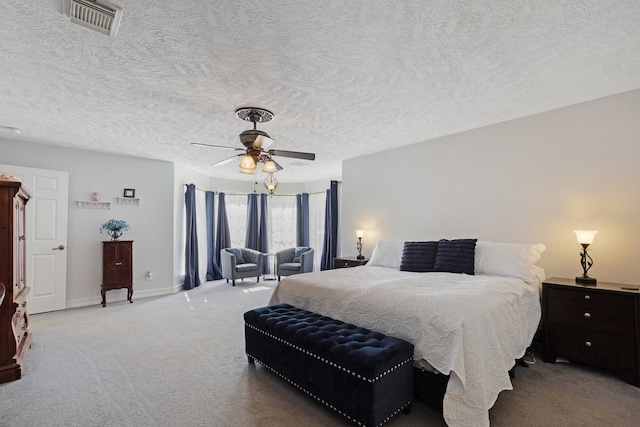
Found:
[402,404,412,415]
[247,355,255,364]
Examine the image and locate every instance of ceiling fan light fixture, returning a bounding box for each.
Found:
[262,159,278,174]
[264,173,278,196]
[239,155,257,173]
[196,107,315,175]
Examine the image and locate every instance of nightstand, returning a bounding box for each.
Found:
[333,257,369,269]
[542,277,640,386]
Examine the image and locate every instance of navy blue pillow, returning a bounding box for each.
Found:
[434,239,477,275]
[226,248,245,264]
[292,247,311,263]
[400,241,438,272]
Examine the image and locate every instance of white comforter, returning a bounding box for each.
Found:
[268,266,541,427]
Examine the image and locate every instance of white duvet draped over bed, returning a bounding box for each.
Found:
[268,266,541,427]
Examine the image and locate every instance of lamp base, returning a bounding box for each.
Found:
[576,276,597,285]
[356,255,365,260]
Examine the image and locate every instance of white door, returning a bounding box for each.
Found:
[0,164,69,313]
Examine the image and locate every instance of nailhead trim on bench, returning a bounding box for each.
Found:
[247,353,412,427]
[245,322,413,383]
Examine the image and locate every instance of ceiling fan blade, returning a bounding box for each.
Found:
[252,135,275,150]
[212,155,241,167]
[272,159,284,171]
[269,149,316,161]
[191,142,243,151]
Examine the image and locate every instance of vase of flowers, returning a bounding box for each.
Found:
[100,219,130,241]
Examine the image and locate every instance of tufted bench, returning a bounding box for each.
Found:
[244,304,414,427]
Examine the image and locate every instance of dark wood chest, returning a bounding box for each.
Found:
[101,240,134,307]
[542,277,640,386]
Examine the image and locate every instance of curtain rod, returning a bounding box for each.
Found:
[183,183,337,197]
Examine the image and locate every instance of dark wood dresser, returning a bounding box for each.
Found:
[101,240,134,307]
[333,257,369,269]
[0,180,33,384]
[542,277,640,386]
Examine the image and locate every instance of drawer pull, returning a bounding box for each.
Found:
[584,295,590,300]
[585,341,592,347]
[584,312,591,319]
[115,262,123,266]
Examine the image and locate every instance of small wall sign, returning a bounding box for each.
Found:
[123,188,136,198]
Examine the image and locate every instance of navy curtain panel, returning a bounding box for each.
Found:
[296,193,310,247]
[258,194,270,273]
[183,184,201,289]
[205,191,222,281]
[215,192,231,270]
[320,180,339,270]
[245,193,259,250]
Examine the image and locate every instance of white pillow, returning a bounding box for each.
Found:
[367,240,405,268]
[533,265,547,284]
[474,241,546,284]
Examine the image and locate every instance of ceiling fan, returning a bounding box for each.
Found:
[190,107,316,176]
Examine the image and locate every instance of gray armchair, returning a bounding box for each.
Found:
[276,247,314,281]
[221,248,264,286]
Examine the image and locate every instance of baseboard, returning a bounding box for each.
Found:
[65,285,180,309]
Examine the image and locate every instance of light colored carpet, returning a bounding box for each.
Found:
[1,279,639,427]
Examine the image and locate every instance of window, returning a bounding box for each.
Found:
[268,195,296,253]
[226,194,248,249]
[187,191,327,280]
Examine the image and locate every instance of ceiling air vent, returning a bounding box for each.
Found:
[62,0,123,37]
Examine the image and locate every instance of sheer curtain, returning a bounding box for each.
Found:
[268,195,296,253]
[226,194,247,248]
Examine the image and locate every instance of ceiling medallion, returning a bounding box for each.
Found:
[235,107,274,124]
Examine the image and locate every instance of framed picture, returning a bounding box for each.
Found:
[123,188,136,198]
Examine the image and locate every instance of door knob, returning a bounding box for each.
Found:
[52,245,66,250]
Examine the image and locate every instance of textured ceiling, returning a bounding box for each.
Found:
[1,0,639,183]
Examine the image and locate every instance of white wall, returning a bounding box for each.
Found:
[342,89,640,285]
[1,138,175,307]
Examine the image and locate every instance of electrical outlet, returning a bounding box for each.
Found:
[145,271,152,281]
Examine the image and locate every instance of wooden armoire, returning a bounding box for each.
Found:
[0,180,33,384]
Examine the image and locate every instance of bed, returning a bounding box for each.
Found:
[268,239,545,427]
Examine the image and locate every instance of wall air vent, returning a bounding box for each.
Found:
[62,0,123,37]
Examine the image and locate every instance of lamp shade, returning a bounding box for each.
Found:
[239,155,256,171]
[355,229,364,238]
[262,160,278,174]
[574,230,597,245]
